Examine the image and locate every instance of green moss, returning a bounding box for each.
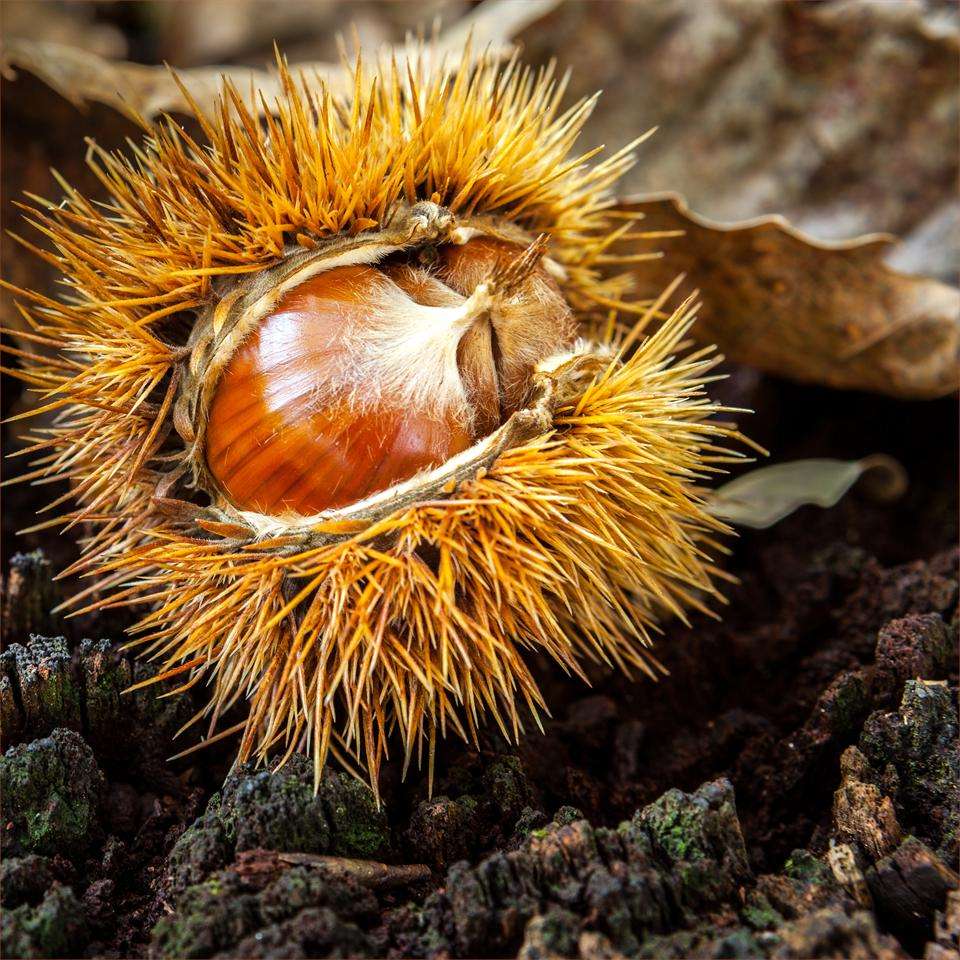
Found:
[784,849,829,884]
[535,907,580,955]
[152,865,377,958]
[640,926,762,959]
[3,637,82,735]
[331,815,387,858]
[638,929,696,958]
[0,728,104,858]
[481,755,533,823]
[220,762,331,854]
[510,806,548,841]
[1,885,87,959]
[937,812,959,863]
[2,552,58,641]
[637,779,751,912]
[714,928,765,958]
[553,805,584,826]
[166,809,232,894]
[151,875,257,959]
[167,760,389,893]
[643,789,704,862]
[321,773,389,859]
[860,679,958,849]
[79,639,133,732]
[742,892,783,931]
[417,922,448,954]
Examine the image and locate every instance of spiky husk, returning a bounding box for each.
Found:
[3,44,744,793]
[106,305,737,793]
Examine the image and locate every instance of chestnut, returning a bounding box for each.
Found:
[204,238,574,516]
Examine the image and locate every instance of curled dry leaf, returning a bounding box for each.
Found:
[707,456,907,530]
[617,194,960,399]
[0,0,560,120]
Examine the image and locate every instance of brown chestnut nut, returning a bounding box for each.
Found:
[205,238,574,516]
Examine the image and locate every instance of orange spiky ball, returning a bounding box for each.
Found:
[3,45,745,795]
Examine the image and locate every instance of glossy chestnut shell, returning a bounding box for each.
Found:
[204,237,573,517]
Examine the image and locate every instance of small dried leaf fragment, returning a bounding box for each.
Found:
[708,457,906,530]
[617,194,960,399]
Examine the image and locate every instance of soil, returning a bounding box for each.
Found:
[1,363,957,959]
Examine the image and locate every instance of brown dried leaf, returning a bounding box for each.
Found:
[0,0,560,120]
[618,193,960,399]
